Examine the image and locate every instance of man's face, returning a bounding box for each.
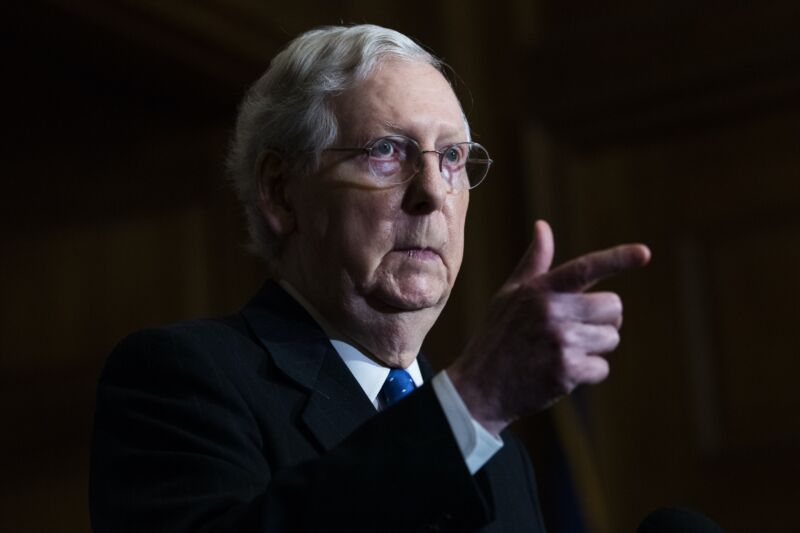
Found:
[286,59,469,320]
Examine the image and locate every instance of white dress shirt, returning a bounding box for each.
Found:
[279,280,503,475]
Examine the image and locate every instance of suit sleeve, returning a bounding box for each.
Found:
[89,328,493,532]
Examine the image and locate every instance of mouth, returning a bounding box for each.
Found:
[394,246,442,262]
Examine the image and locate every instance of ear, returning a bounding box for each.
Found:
[256,149,296,237]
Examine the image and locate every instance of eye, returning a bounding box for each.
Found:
[443,145,465,166]
[369,138,398,159]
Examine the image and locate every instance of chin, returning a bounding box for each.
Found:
[370,278,450,312]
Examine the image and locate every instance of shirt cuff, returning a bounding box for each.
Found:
[431,370,503,475]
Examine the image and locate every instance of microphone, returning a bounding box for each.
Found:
[636,507,726,532]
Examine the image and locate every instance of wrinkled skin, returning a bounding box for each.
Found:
[265,59,469,368]
[448,220,650,434]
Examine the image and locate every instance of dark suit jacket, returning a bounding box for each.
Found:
[90,281,546,532]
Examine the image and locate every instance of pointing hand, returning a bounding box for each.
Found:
[448,220,651,435]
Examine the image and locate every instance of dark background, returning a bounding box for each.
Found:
[3,1,799,531]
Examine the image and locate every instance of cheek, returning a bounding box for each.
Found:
[447,194,469,267]
[331,192,399,271]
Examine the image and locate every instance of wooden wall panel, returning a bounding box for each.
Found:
[708,223,800,451]
[521,3,800,530]
[533,105,800,532]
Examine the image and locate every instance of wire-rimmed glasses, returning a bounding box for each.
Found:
[324,135,492,191]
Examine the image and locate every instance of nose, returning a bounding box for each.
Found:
[402,150,448,214]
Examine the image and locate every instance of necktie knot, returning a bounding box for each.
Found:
[380,368,416,407]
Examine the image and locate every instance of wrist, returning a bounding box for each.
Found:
[445,365,510,436]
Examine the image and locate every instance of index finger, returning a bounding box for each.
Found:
[542,244,651,293]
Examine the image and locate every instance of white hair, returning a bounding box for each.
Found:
[226,24,461,262]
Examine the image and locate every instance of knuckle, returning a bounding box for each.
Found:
[561,323,581,346]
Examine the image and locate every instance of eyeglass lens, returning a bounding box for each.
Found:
[366,137,490,189]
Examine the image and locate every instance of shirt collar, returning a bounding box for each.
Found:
[278,280,424,408]
[331,340,423,408]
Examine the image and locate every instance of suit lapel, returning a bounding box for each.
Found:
[299,349,378,450]
[240,281,377,451]
[417,353,436,381]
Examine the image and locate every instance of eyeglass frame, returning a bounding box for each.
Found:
[322,135,493,191]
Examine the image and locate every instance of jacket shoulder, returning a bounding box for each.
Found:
[100,313,263,386]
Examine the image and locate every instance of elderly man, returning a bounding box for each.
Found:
[90,25,650,532]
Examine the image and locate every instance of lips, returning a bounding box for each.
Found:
[394,246,442,261]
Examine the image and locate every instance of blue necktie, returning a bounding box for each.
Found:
[380,368,416,407]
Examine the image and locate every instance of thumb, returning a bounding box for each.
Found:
[511,220,554,282]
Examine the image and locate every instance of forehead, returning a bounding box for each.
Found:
[332,59,467,145]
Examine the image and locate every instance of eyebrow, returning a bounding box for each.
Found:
[376,120,467,144]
